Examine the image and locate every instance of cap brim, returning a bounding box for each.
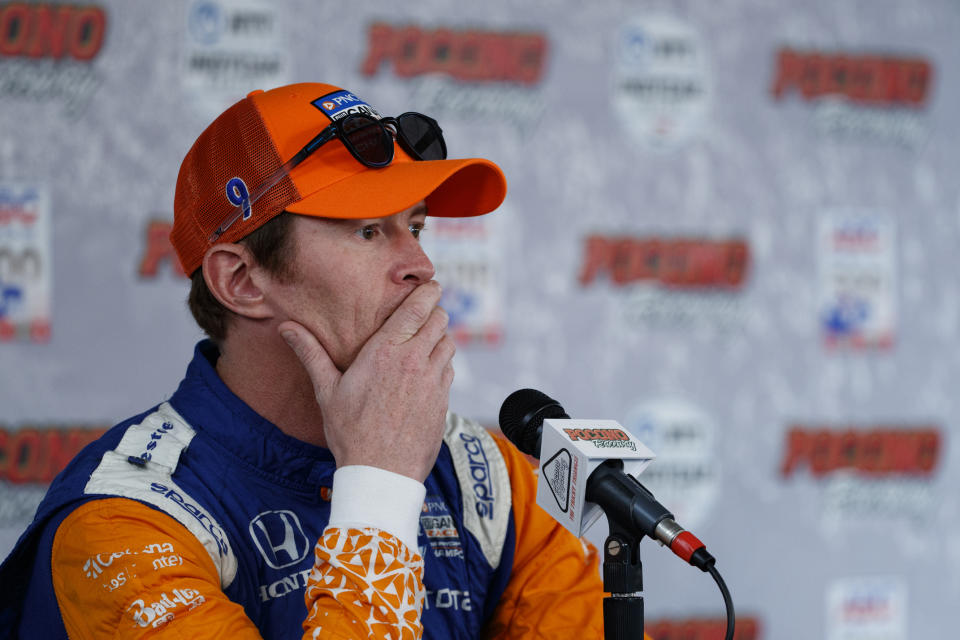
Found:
[284,156,507,220]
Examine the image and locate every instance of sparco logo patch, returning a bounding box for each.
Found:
[458,433,495,519]
[248,510,310,569]
[149,482,229,557]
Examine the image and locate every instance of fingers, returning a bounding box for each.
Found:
[430,332,456,367]
[379,281,443,344]
[278,320,340,400]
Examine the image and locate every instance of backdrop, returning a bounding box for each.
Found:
[2,1,958,638]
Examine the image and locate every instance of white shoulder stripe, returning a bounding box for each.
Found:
[84,402,238,589]
[443,412,511,570]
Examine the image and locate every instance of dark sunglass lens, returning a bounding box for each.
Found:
[397,114,446,160]
[342,116,393,166]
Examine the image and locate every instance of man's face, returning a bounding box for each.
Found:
[266,201,435,370]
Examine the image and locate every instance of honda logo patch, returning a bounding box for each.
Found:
[248,510,310,569]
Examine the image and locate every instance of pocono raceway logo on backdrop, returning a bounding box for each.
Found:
[646,615,762,640]
[623,399,719,530]
[781,424,941,525]
[182,0,289,119]
[138,218,185,279]
[360,21,549,127]
[0,2,107,114]
[612,15,712,149]
[578,233,750,329]
[0,183,51,342]
[770,47,934,147]
[0,424,107,527]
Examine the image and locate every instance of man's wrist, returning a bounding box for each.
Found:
[328,465,426,551]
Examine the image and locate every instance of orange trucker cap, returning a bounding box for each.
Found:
[171,82,507,275]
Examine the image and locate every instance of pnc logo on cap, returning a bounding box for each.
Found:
[311,89,380,121]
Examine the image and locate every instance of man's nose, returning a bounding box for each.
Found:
[391,233,436,284]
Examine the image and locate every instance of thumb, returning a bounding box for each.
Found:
[278,321,340,400]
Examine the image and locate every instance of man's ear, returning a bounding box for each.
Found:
[202,243,274,320]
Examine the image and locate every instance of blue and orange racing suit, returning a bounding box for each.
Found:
[0,341,607,638]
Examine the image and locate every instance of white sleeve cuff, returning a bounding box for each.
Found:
[328,465,426,552]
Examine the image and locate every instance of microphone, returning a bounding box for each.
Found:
[499,388,716,572]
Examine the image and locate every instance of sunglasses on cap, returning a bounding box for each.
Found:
[209,111,447,242]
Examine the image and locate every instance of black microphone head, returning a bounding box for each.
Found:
[498,388,570,457]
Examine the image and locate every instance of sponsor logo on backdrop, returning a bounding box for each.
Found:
[578,233,750,329]
[0,2,107,113]
[0,183,51,342]
[419,210,509,346]
[646,615,761,639]
[139,219,186,279]
[361,22,549,127]
[0,424,107,526]
[781,424,941,525]
[826,577,906,640]
[182,0,289,119]
[623,399,718,529]
[611,16,711,148]
[771,47,933,147]
[818,213,895,349]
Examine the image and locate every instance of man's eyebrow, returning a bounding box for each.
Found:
[410,203,428,217]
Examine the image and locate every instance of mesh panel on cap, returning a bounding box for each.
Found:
[172,96,301,274]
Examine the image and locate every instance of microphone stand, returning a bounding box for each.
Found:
[601,516,645,640]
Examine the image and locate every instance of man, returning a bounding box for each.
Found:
[0,83,604,638]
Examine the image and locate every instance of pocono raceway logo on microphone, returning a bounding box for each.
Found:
[537,418,655,536]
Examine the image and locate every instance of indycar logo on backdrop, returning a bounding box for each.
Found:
[361,22,549,126]
[827,577,906,640]
[770,47,933,146]
[0,183,52,342]
[579,234,750,329]
[781,424,942,525]
[0,3,107,113]
[419,213,508,346]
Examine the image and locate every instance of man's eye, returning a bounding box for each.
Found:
[356,225,379,240]
[410,223,426,240]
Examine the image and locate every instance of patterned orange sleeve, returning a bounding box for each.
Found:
[301,527,426,640]
[51,498,263,639]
